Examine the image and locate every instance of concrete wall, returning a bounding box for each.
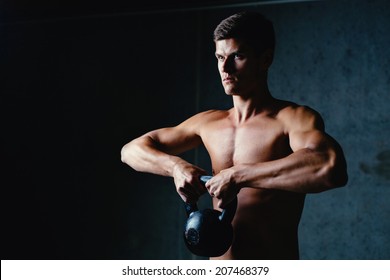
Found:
[2,0,389,259]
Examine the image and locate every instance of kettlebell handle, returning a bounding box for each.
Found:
[199,175,213,184]
[184,176,237,224]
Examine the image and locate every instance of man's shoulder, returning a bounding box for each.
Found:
[275,101,324,131]
[275,100,319,117]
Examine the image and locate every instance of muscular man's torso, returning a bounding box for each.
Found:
[199,103,305,259]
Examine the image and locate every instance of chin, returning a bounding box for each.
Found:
[224,89,241,96]
[224,86,239,96]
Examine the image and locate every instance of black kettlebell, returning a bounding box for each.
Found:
[183,175,237,257]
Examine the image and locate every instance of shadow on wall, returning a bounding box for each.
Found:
[360,150,390,181]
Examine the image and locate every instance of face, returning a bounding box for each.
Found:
[215,38,268,97]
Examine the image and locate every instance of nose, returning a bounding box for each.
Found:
[221,57,235,74]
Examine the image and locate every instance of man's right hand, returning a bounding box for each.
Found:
[172,160,207,204]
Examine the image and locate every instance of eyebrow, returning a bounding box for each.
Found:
[215,49,246,57]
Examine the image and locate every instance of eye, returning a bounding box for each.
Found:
[234,53,244,60]
[216,55,224,61]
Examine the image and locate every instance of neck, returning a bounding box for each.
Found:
[232,85,273,124]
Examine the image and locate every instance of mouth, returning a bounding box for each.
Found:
[223,76,235,83]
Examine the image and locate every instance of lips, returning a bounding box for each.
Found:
[223,76,235,83]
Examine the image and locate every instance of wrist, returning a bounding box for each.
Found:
[231,165,247,191]
[166,155,184,177]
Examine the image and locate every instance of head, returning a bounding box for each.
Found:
[213,11,275,56]
[213,12,275,96]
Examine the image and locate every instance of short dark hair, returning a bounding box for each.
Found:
[213,11,275,54]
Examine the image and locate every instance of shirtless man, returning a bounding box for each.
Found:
[121,12,348,259]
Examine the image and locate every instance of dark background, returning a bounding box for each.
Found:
[2,0,389,259]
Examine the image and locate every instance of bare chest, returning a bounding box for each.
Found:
[201,118,291,173]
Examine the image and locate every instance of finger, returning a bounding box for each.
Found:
[207,179,218,195]
[204,176,213,187]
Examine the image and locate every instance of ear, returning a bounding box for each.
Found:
[261,49,274,69]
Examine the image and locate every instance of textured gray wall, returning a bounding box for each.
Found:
[2,0,389,260]
[267,0,390,260]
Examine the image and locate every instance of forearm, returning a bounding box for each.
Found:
[121,134,208,203]
[121,136,185,177]
[234,148,347,193]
